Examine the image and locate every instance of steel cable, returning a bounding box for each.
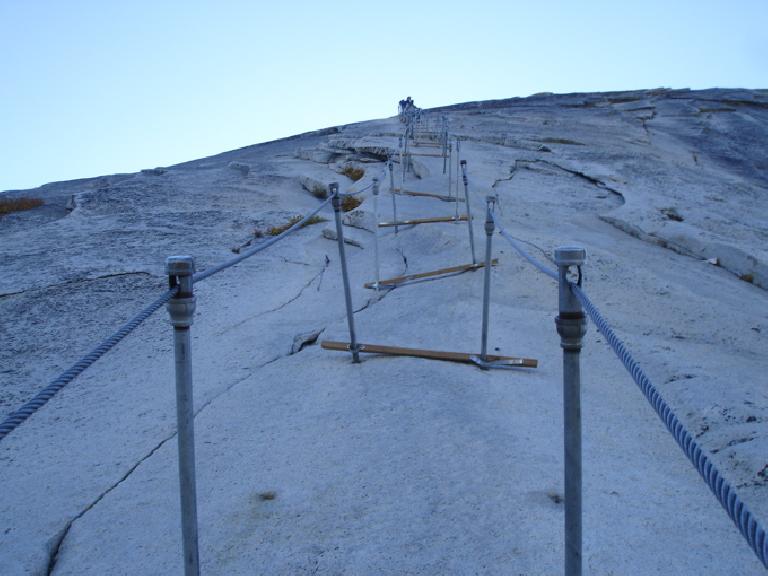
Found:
[344,165,389,197]
[0,288,176,441]
[572,284,767,568]
[491,209,767,567]
[194,195,334,282]
[0,195,335,441]
[490,213,558,280]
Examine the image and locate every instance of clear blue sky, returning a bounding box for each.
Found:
[1,0,765,191]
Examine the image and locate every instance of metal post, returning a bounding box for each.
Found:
[397,133,408,182]
[461,160,476,264]
[166,256,200,576]
[388,160,399,234]
[372,178,381,291]
[403,134,410,183]
[330,183,360,363]
[449,143,458,221]
[480,196,495,361]
[554,246,587,576]
[455,138,461,204]
[442,116,448,174]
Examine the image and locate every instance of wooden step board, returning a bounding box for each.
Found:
[321,341,538,368]
[408,152,447,158]
[379,215,467,228]
[364,259,498,289]
[398,189,464,202]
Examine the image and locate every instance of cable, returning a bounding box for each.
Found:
[0,288,176,441]
[490,205,767,567]
[0,195,336,441]
[194,195,334,283]
[572,284,767,569]
[491,213,558,280]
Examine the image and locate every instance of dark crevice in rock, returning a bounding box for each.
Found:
[46,435,172,575]
[290,329,324,354]
[218,259,330,335]
[316,255,331,292]
[0,272,154,299]
[45,341,304,573]
[514,159,625,201]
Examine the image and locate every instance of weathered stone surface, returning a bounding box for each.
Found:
[227,161,250,176]
[290,329,323,354]
[321,227,362,248]
[341,208,374,232]
[295,147,336,163]
[299,175,329,199]
[140,167,165,176]
[1,88,766,576]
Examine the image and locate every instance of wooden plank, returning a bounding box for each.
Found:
[398,189,464,202]
[321,340,538,368]
[379,215,467,228]
[363,259,498,288]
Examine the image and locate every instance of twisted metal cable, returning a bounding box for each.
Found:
[490,213,558,280]
[490,213,767,567]
[193,195,334,283]
[572,284,767,569]
[345,183,373,196]
[345,166,389,197]
[0,288,177,441]
[0,196,336,442]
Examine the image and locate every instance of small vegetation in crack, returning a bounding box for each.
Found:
[0,196,44,215]
[339,166,364,181]
[264,215,327,237]
[310,184,327,199]
[341,195,363,212]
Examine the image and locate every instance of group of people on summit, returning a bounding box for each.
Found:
[398,96,416,120]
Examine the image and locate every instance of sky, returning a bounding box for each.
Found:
[1,0,765,191]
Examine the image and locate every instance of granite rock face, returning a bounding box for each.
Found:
[441,88,768,288]
[1,88,767,575]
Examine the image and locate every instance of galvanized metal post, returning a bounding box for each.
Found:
[449,143,459,221]
[330,183,360,363]
[455,138,461,203]
[166,256,201,576]
[372,178,381,291]
[461,160,476,264]
[554,246,587,576]
[402,132,410,183]
[448,142,453,199]
[388,160,399,234]
[442,116,448,174]
[480,196,495,361]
